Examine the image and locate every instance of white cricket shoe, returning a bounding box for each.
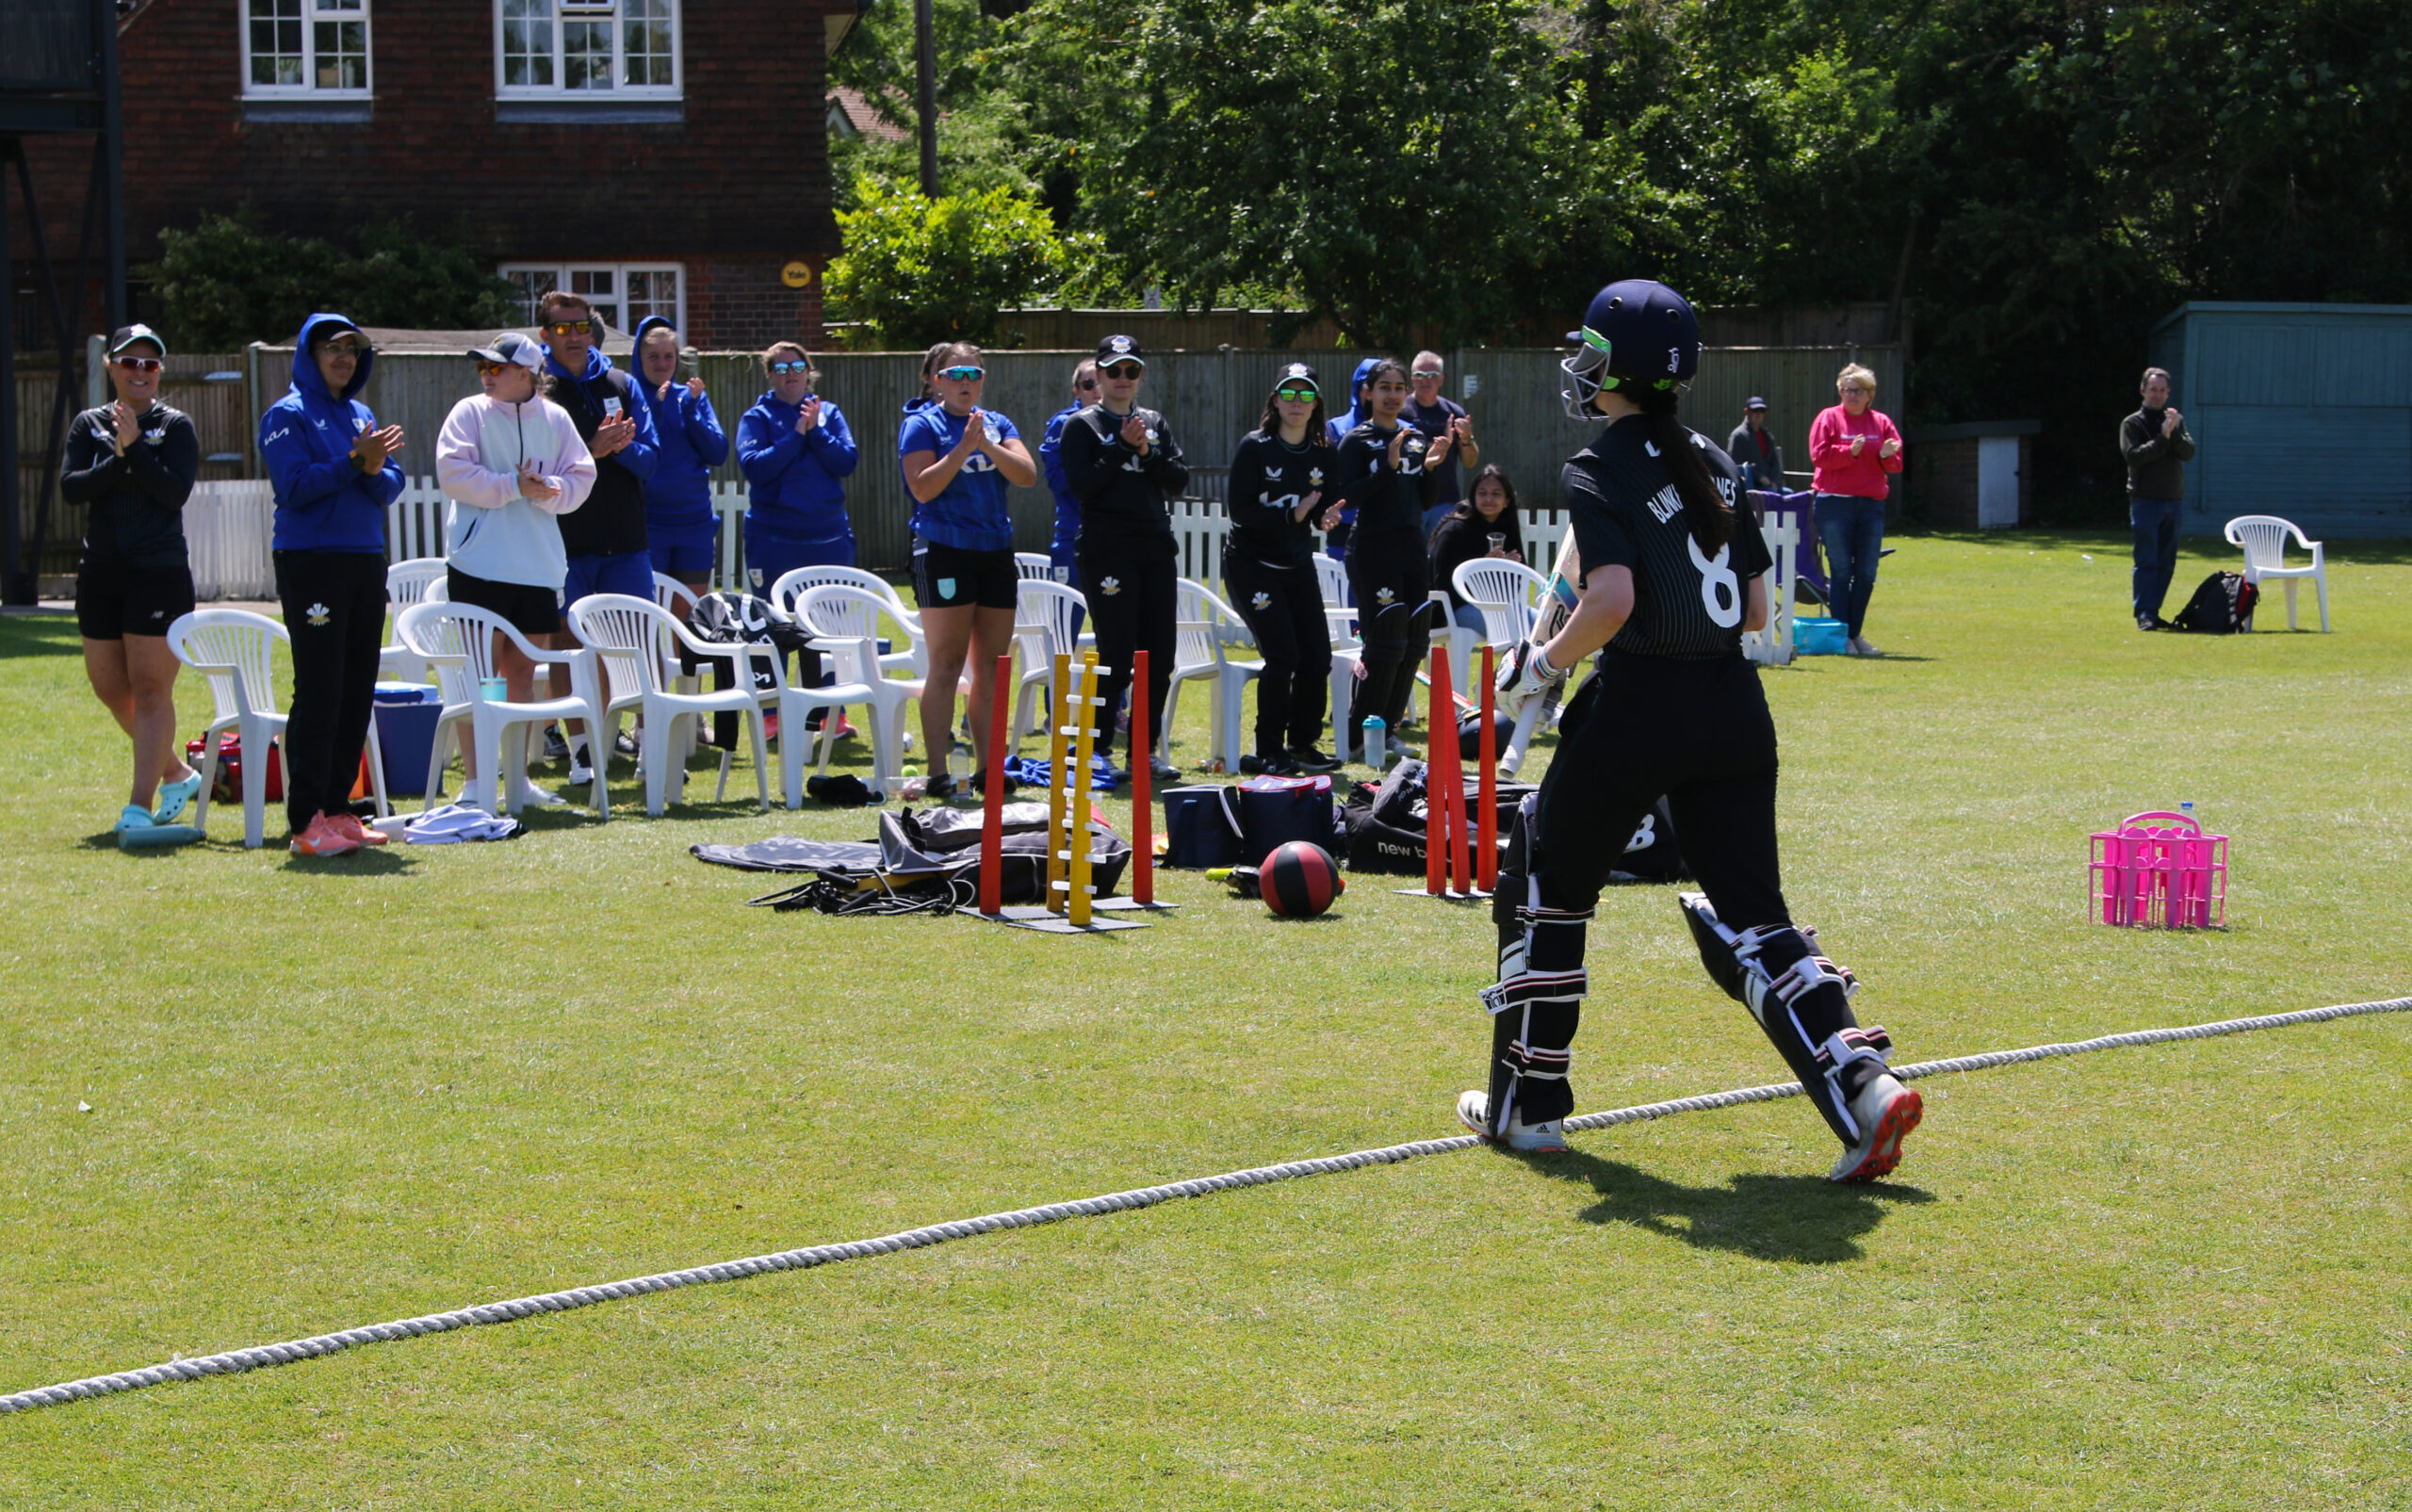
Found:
[1457,1090,1570,1154]
[1828,1073,1921,1182]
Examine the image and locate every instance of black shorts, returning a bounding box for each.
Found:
[912,537,1018,610]
[447,565,562,636]
[76,560,195,640]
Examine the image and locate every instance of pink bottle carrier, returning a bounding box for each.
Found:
[2089,810,2227,929]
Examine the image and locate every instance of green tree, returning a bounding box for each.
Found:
[995,0,1619,347]
[147,210,519,350]
[825,177,1070,347]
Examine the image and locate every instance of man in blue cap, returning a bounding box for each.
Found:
[1725,397,1784,494]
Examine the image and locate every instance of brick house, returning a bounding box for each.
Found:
[21,0,866,349]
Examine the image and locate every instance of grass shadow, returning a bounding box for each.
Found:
[280,845,421,874]
[1525,1146,1933,1264]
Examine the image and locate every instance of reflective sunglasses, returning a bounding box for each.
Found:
[1411,369,1442,380]
[769,359,814,376]
[1274,386,1317,403]
[112,356,164,373]
[545,318,595,336]
[476,360,514,377]
[938,365,985,381]
[1100,363,1144,381]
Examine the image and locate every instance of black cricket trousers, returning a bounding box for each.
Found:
[1076,535,1177,761]
[274,549,389,833]
[1223,553,1330,754]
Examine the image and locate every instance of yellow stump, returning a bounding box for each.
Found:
[1045,650,1072,915]
[1061,653,1102,928]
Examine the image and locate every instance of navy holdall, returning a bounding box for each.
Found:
[1161,785,1247,869]
[1233,774,1335,866]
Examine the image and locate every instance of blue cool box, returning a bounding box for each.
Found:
[372,682,444,795]
[1794,617,1849,656]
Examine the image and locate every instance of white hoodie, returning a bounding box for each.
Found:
[435,391,596,589]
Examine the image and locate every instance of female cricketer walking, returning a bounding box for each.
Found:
[1459,278,1921,1183]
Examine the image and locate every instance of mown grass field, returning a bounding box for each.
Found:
[3,530,2408,1508]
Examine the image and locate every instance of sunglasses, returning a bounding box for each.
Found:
[1274,387,1317,403]
[1075,379,1099,391]
[1100,363,1144,381]
[476,360,516,377]
[545,319,595,336]
[769,360,815,376]
[1411,370,1442,380]
[112,356,164,373]
[938,366,985,382]
[316,342,364,359]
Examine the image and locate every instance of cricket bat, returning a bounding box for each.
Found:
[1500,531,1582,777]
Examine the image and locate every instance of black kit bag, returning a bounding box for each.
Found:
[1161,785,1247,869]
[1608,796,1690,884]
[2170,571,2259,634]
[1232,774,1337,866]
[1339,760,1535,874]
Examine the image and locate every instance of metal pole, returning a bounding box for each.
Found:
[97,0,126,328]
[914,0,938,197]
[1,138,21,604]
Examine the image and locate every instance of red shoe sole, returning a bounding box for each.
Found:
[1835,1087,1922,1182]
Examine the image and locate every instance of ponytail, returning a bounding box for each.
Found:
[1632,382,1732,553]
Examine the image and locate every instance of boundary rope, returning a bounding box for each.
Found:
[6,994,2404,1415]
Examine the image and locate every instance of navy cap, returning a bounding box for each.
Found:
[1096,333,1146,367]
[468,331,544,369]
[1745,395,1768,411]
[1274,362,1320,393]
[107,323,167,359]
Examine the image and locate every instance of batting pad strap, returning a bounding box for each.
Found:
[1770,951,1859,1008]
[1480,969,1588,1016]
[1814,1026,1893,1070]
[1502,1039,1573,1081]
[1512,902,1595,929]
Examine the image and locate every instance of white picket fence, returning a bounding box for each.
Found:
[200,477,1793,661]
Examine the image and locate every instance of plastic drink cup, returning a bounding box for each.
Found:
[1488,532,1507,554]
[479,676,507,702]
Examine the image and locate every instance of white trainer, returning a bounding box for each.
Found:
[1456,1090,1570,1154]
[1828,1072,1922,1182]
[1848,635,1882,657]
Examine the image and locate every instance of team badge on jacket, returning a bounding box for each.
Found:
[305,602,331,626]
[1375,586,1395,605]
[1100,576,1122,595]
[1251,591,1271,610]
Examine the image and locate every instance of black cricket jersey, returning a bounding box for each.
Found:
[1227,431,1328,568]
[1564,416,1771,660]
[1333,419,1440,560]
[1060,403,1189,549]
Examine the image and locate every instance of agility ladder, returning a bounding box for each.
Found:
[5,994,2405,1415]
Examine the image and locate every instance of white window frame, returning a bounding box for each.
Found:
[494,0,682,101]
[241,0,375,99]
[499,263,687,337]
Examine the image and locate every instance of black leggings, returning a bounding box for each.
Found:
[1224,554,1330,753]
[274,549,388,832]
[1077,537,1177,759]
[1347,543,1430,734]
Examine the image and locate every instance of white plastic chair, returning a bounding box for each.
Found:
[2224,514,2329,631]
[749,608,888,807]
[563,593,771,816]
[379,558,449,683]
[1312,555,1365,757]
[167,610,286,848]
[1014,578,1088,747]
[794,584,928,794]
[770,564,923,678]
[1165,578,1264,772]
[1014,552,1057,581]
[396,599,608,817]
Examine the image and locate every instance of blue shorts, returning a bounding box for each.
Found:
[647,523,718,581]
[563,549,657,606]
[744,525,856,600]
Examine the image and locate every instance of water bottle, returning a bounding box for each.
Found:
[1361,715,1387,768]
[2180,800,2195,827]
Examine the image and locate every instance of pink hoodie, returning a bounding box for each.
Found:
[1808,404,1903,500]
[435,390,597,589]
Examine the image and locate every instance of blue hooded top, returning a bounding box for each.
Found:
[260,312,405,553]
[1038,402,1084,557]
[737,380,860,545]
[1321,357,1383,529]
[630,315,727,533]
[545,338,660,557]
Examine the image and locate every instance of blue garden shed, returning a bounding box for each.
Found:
[2149,302,2412,538]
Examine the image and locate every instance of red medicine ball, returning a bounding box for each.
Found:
[1263,840,1345,918]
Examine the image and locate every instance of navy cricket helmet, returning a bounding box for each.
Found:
[1560,279,1701,420]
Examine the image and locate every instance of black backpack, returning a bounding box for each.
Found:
[2170,571,2258,634]
[687,591,809,688]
